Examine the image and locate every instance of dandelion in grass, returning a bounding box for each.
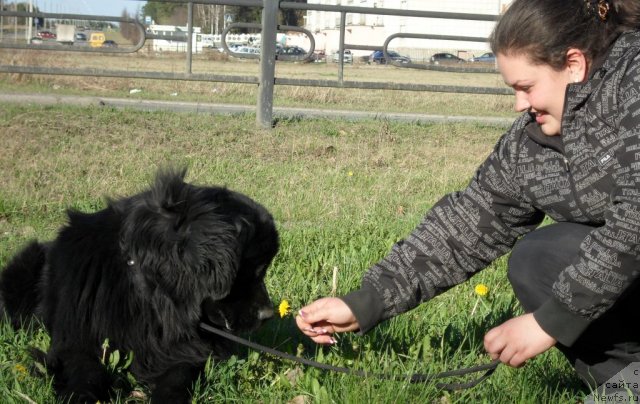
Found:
[278,299,292,318]
[471,283,490,316]
[14,363,27,374]
[14,363,28,380]
[474,283,489,297]
[348,171,353,176]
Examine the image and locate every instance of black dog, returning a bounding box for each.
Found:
[0,168,279,403]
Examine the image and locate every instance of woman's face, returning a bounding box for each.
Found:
[497,53,573,136]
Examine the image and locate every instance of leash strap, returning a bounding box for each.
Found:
[199,322,499,391]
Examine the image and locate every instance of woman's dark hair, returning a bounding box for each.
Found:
[490,0,640,70]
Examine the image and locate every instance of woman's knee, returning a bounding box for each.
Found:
[507,234,541,294]
[508,222,595,288]
[507,243,549,312]
[507,222,595,311]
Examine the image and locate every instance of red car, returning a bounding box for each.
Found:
[37,31,56,39]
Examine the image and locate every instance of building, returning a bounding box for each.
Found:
[147,24,204,52]
[304,0,513,61]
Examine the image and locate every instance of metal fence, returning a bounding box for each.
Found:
[0,0,509,128]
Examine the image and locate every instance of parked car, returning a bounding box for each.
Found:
[370,50,411,64]
[75,32,87,41]
[332,49,353,64]
[468,52,496,63]
[220,43,242,53]
[101,40,118,48]
[233,46,260,55]
[278,46,307,56]
[430,52,465,64]
[37,30,56,39]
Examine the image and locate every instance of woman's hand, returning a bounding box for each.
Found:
[484,313,556,367]
[295,297,360,344]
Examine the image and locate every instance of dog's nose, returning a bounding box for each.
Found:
[258,307,274,321]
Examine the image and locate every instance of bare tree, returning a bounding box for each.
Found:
[120,9,141,45]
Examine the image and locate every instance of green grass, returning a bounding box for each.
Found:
[0,104,588,403]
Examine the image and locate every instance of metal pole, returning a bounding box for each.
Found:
[338,11,346,84]
[27,0,33,41]
[186,1,193,72]
[13,2,17,41]
[257,0,278,129]
[0,0,4,42]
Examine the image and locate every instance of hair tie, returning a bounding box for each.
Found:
[585,0,610,22]
[597,0,610,21]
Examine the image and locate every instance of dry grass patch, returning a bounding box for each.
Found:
[0,48,517,117]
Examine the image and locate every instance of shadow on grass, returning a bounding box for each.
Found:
[236,297,587,399]
[231,300,516,378]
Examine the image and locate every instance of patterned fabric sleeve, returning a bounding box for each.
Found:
[342,116,545,333]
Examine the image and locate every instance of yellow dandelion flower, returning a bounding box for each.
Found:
[278,299,292,318]
[348,171,353,176]
[474,284,489,297]
[14,363,27,375]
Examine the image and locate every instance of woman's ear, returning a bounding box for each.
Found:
[566,48,589,83]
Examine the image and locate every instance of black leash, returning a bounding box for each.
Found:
[199,322,499,391]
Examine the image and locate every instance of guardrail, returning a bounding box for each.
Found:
[0,0,509,128]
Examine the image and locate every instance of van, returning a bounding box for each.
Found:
[89,32,105,48]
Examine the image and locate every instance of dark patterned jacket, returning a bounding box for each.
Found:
[342,31,640,347]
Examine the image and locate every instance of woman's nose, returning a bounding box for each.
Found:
[514,92,530,112]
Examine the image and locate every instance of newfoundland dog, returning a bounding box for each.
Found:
[0,168,279,403]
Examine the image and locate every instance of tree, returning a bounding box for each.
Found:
[194,4,222,35]
[5,1,40,26]
[280,0,307,26]
[142,1,186,25]
[120,9,141,44]
[141,1,308,33]
[234,6,261,27]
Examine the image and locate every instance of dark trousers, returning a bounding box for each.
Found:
[508,222,640,388]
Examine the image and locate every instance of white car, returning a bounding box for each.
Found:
[228,45,260,56]
[220,43,242,53]
[332,50,353,64]
[235,46,259,54]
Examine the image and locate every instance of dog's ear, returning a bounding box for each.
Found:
[232,201,279,272]
[233,216,255,249]
[150,166,188,211]
[124,167,196,250]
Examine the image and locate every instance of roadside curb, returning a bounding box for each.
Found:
[0,92,514,127]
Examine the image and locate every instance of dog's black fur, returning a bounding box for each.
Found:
[0,168,279,403]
